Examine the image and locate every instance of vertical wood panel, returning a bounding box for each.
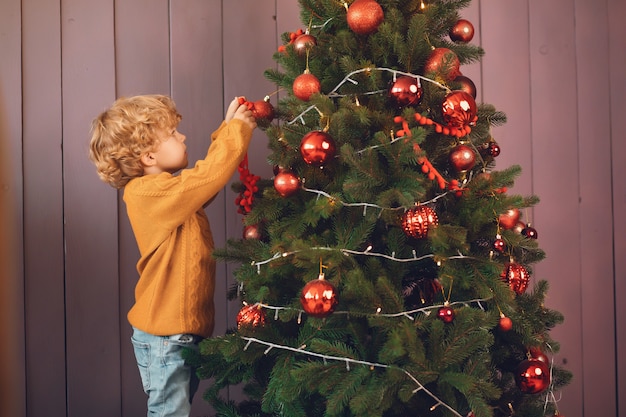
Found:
[61,0,120,415]
[574,1,617,416]
[528,1,583,416]
[115,1,172,414]
[22,0,67,416]
[0,0,26,415]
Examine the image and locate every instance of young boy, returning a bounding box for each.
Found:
[89,94,256,417]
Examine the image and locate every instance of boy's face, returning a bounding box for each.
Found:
[149,127,188,174]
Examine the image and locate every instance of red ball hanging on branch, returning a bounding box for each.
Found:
[498,315,513,332]
[441,90,478,129]
[293,71,321,101]
[401,206,439,239]
[346,0,384,35]
[252,97,275,121]
[501,262,531,295]
[449,19,475,43]
[480,140,501,158]
[236,303,267,329]
[449,143,476,174]
[515,358,551,394]
[522,223,539,239]
[389,76,422,106]
[493,234,506,253]
[437,305,455,323]
[243,224,261,240]
[274,171,301,197]
[424,47,461,81]
[300,130,337,166]
[498,208,521,230]
[300,275,338,318]
[293,33,317,55]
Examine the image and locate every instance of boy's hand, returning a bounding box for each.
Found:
[226,97,257,131]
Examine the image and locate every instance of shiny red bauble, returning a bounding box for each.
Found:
[498,316,513,332]
[449,144,476,173]
[300,277,338,318]
[236,304,267,329]
[437,306,455,323]
[498,208,521,230]
[493,236,506,253]
[293,33,317,55]
[522,224,538,239]
[401,206,439,239]
[453,75,477,99]
[300,130,337,165]
[449,19,475,43]
[252,98,275,121]
[274,171,301,197]
[441,90,478,128]
[293,72,321,101]
[389,76,422,106]
[515,358,551,394]
[501,262,531,295]
[346,0,384,35]
[243,224,261,240]
[424,47,461,81]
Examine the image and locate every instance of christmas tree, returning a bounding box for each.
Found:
[190,1,572,416]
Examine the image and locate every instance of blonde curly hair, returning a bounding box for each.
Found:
[89,95,182,189]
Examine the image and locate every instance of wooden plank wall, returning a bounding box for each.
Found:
[0,1,623,416]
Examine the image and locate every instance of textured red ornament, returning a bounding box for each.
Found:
[252,98,275,121]
[389,76,422,106]
[401,206,439,238]
[449,144,476,173]
[515,358,551,394]
[300,130,337,165]
[498,208,521,230]
[437,306,455,323]
[293,33,317,55]
[441,90,477,128]
[346,0,384,35]
[453,75,477,99]
[243,224,261,240]
[449,19,475,43]
[424,47,461,81]
[293,72,321,101]
[300,277,338,318]
[498,316,513,332]
[274,171,301,197]
[236,304,267,329]
[501,262,530,295]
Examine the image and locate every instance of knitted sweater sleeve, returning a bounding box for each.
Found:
[123,118,253,255]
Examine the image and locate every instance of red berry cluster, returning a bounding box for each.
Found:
[235,97,260,214]
[414,112,473,138]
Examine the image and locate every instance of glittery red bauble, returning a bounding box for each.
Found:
[300,130,336,165]
[401,206,439,239]
[389,76,422,106]
[424,47,461,81]
[441,90,477,128]
[499,209,521,230]
[498,316,513,332]
[449,19,475,43]
[293,72,321,101]
[346,0,384,35]
[236,304,267,329]
[274,171,300,197]
[243,224,261,240]
[300,277,338,318]
[293,33,317,55]
[501,262,530,295]
[449,144,476,173]
[252,99,275,121]
[515,358,551,394]
[437,306,455,323]
[453,75,477,99]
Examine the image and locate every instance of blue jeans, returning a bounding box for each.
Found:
[131,327,201,417]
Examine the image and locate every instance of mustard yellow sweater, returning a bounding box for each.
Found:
[123,119,252,338]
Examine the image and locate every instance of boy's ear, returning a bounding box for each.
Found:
[140,152,156,167]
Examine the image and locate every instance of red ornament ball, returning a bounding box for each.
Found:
[293,72,321,101]
[236,304,267,329]
[252,98,275,121]
[498,316,513,332]
[449,144,476,173]
[293,33,317,55]
[243,224,261,240]
[274,171,300,197]
[346,0,384,35]
[501,262,531,295]
[498,208,521,230]
[401,206,439,239]
[300,130,337,165]
[493,236,506,253]
[515,358,551,394]
[453,75,477,99]
[424,47,461,81]
[449,19,475,43]
[522,224,538,239]
[389,76,422,106]
[441,90,477,128]
[481,140,501,158]
[300,277,338,318]
[437,306,455,323]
